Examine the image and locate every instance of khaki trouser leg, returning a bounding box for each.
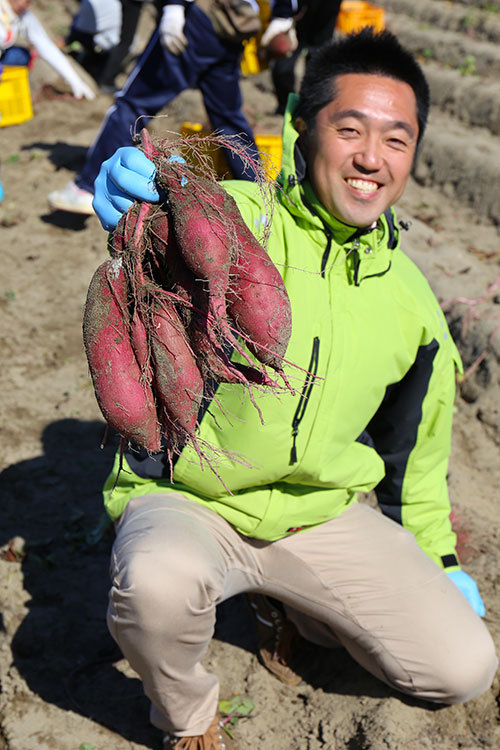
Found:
[107,494,497,736]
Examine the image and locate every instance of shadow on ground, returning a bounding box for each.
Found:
[1,418,430,747]
[21,141,88,171]
[0,418,164,747]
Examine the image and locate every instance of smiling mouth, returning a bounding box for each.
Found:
[346,178,380,194]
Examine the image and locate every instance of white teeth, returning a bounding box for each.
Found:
[347,178,378,193]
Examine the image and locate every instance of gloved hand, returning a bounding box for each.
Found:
[446,569,485,617]
[93,147,159,232]
[70,78,96,101]
[160,4,188,55]
[260,16,298,51]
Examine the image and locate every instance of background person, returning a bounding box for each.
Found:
[66,0,155,94]
[0,0,95,99]
[47,0,298,215]
[264,0,341,115]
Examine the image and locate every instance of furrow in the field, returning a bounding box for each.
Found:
[385,11,500,76]
[418,60,500,137]
[379,0,500,44]
[414,110,500,224]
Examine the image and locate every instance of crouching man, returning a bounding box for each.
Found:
[91,29,497,749]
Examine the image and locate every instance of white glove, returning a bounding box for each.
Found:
[160,4,188,56]
[260,17,297,50]
[70,78,96,101]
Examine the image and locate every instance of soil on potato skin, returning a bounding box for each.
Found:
[1,1,500,748]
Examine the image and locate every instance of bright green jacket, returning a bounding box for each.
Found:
[103,96,462,571]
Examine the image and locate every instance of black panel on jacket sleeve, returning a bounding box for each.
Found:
[125,446,175,480]
[362,339,439,524]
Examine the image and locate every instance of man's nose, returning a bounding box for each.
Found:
[353,136,383,172]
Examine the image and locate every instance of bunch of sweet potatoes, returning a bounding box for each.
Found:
[83,129,292,464]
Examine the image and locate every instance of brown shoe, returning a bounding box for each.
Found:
[246,593,303,686]
[163,713,236,749]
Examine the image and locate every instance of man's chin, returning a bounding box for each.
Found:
[338,211,382,229]
[331,188,389,228]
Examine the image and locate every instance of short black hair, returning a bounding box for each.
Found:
[296,28,430,146]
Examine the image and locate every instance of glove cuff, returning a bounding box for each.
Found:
[162,4,187,19]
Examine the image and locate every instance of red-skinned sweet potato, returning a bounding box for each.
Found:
[140,130,291,373]
[225,196,292,371]
[130,307,152,382]
[149,297,204,436]
[142,128,233,323]
[83,259,161,451]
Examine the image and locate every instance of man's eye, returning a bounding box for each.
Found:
[388,137,407,147]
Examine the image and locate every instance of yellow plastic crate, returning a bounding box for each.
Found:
[0,65,33,127]
[336,1,386,34]
[240,0,272,76]
[179,121,230,177]
[255,133,282,180]
[180,123,282,181]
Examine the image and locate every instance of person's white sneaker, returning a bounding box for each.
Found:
[48,180,95,215]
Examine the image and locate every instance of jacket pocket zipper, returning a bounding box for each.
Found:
[290,337,320,465]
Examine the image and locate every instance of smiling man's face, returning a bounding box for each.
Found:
[297,73,419,228]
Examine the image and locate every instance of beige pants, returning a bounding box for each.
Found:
[107,494,497,736]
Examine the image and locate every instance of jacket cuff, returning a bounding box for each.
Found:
[441,553,460,570]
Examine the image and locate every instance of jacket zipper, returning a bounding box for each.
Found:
[320,227,333,278]
[290,337,320,465]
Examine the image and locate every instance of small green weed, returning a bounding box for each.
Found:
[459,54,477,76]
[482,2,500,12]
[218,695,254,738]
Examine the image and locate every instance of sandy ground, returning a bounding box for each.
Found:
[1,1,500,748]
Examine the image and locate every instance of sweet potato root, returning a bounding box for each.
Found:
[85,129,297,475]
[225,194,291,371]
[149,297,204,437]
[139,128,292,373]
[83,259,161,452]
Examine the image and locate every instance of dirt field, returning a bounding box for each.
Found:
[1,1,500,748]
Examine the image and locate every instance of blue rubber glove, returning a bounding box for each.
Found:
[446,570,485,617]
[93,147,159,232]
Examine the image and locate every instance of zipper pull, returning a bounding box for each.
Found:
[290,428,298,465]
[352,239,361,286]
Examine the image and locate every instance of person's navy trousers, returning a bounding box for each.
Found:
[77,3,260,192]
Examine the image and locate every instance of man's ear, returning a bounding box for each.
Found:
[295,116,308,157]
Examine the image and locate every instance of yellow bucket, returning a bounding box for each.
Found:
[180,123,283,181]
[336,1,386,34]
[0,65,33,127]
[241,37,263,76]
